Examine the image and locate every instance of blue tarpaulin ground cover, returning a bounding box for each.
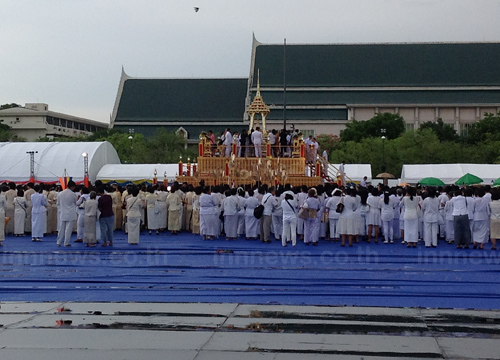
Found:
[1,231,499,309]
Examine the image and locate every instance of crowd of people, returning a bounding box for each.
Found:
[1,179,499,251]
[207,127,321,160]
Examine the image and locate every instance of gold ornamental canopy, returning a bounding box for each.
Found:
[247,69,270,134]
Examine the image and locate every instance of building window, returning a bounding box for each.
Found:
[67,120,73,129]
[460,123,473,137]
[406,123,415,131]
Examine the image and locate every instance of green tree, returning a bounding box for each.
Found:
[465,112,500,144]
[419,118,458,142]
[0,103,21,110]
[340,112,405,142]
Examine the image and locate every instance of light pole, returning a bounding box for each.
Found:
[381,128,386,172]
[26,151,38,183]
[82,152,89,187]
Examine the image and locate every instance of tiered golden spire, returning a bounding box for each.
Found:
[247,69,270,132]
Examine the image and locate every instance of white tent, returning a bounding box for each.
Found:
[96,164,180,185]
[401,164,500,185]
[0,142,120,184]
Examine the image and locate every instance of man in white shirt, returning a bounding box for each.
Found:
[251,127,263,157]
[56,181,77,247]
[223,128,233,157]
[450,190,470,248]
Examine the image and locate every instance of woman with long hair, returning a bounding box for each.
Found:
[402,187,419,247]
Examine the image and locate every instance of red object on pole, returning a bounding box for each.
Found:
[29,176,35,184]
[187,163,191,177]
[315,161,321,176]
[84,175,89,188]
[266,143,271,157]
[193,164,197,174]
[199,142,203,157]
[232,142,237,156]
[300,143,305,157]
[225,162,229,176]
[178,161,183,176]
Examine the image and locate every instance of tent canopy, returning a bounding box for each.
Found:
[0,142,120,184]
[96,164,180,185]
[342,164,372,183]
[401,164,500,185]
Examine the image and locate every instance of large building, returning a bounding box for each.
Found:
[0,103,108,141]
[111,37,500,140]
[111,69,248,142]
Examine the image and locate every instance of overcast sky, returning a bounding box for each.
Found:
[2,0,499,124]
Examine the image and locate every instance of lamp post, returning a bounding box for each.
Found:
[381,128,386,173]
[26,151,38,183]
[82,152,89,187]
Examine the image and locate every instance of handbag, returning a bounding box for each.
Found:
[253,205,264,219]
[298,207,309,220]
[254,195,270,219]
[336,202,344,213]
[308,209,318,218]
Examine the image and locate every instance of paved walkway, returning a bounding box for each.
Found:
[0,302,499,359]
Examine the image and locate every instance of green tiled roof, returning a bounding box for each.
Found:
[254,42,500,87]
[261,90,500,106]
[115,78,248,122]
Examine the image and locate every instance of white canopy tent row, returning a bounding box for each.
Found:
[401,164,500,185]
[0,142,120,184]
[96,164,181,186]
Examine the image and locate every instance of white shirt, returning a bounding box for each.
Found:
[251,130,263,145]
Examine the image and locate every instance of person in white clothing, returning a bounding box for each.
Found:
[325,189,342,241]
[223,128,233,157]
[421,188,440,247]
[379,191,395,244]
[222,188,240,240]
[281,192,298,246]
[251,127,263,157]
[31,185,47,242]
[56,181,77,247]
[402,187,419,247]
[472,188,490,249]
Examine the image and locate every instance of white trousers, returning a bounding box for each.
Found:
[282,217,297,246]
[57,220,75,246]
[424,221,438,247]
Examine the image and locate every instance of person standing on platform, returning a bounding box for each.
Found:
[97,186,114,247]
[251,127,263,157]
[31,185,47,242]
[5,182,17,235]
[24,182,35,234]
[145,186,161,235]
[126,186,143,245]
[83,191,99,247]
[303,188,321,246]
[421,188,440,248]
[223,188,240,240]
[244,188,260,239]
[14,189,28,237]
[199,186,218,240]
[56,181,77,247]
[281,191,298,246]
[167,184,182,235]
[0,186,7,246]
[260,187,275,243]
[402,187,419,248]
[223,128,233,157]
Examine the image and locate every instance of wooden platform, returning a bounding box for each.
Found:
[178,156,322,187]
